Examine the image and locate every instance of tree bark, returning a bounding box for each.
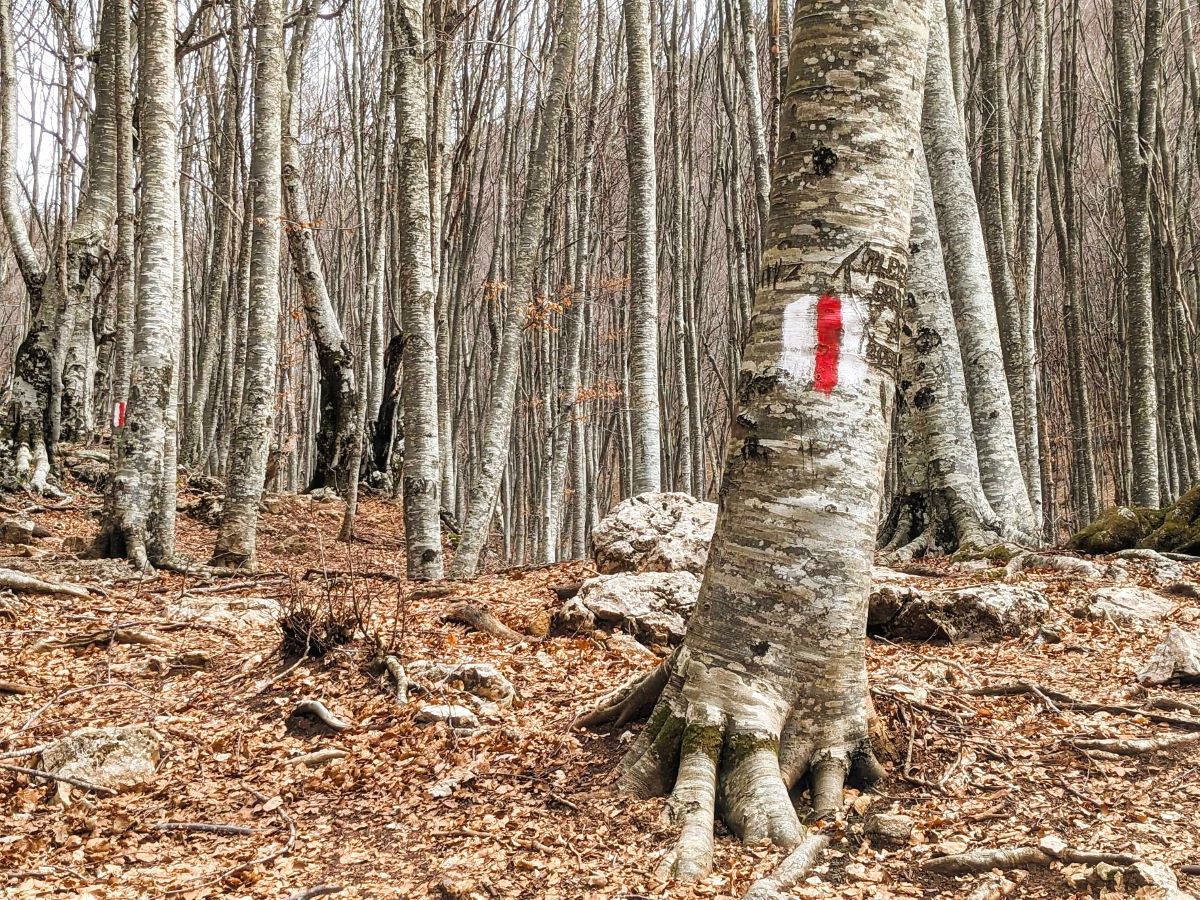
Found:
[393,0,444,579]
[625,0,662,496]
[583,0,928,879]
[448,0,582,578]
[213,0,284,570]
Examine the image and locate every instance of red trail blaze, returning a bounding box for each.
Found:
[813,293,843,394]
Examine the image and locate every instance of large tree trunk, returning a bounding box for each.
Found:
[394,0,444,580]
[625,0,662,496]
[213,0,284,570]
[581,0,929,880]
[447,0,582,578]
[96,0,177,569]
[920,0,1036,539]
[282,8,359,498]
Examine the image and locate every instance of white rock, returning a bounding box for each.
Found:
[575,571,701,644]
[1084,586,1176,626]
[1137,627,1200,685]
[590,492,716,575]
[1124,861,1192,899]
[890,585,1049,642]
[415,704,479,730]
[407,661,515,707]
[40,725,162,806]
[166,592,280,628]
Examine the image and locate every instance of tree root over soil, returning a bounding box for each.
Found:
[577,648,884,882]
[743,833,830,900]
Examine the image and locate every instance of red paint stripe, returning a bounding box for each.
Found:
[813,293,843,394]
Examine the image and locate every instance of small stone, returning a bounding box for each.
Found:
[1038,834,1068,858]
[864,813,914,848]
[551,597,595,635]
[407,661,515,707]
[2,517,41,545]
[888,584,1048,642]
[572,571,700,644]
[1035,625,1063,645]
[166,593,280,628]
[416,704,480,731]
[1124,860,1188,898]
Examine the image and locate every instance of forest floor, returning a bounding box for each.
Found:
[2,478,1200,899]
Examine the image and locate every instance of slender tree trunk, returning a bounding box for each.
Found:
[1112,0,1163,507]
[448,0,582,577]
[213,0,284,570]
[625,0,662,496]
[394,0,444,579]
[921,0,1036,538]
[282,9,359,497]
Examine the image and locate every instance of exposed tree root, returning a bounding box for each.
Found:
[1073,732,1200,756]
[31,628,166,652]
[0,567,93,600]
[578,647,882,881]
[920,845,1050,875]
[1003,552,1105,582]
[291,699,351,732]
[965,875,1016,900]
[968,681,1200,730]
[744,832,830,899]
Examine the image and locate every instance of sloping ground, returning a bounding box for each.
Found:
[2,486,1199,899]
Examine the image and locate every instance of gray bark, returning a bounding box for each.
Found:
[213,0,284,570]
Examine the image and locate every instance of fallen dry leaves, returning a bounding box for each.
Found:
[1,483,1198,899]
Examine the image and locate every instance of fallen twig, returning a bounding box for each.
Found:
[150,822,258,836]
[968,682,1200,730]
[31,627,167,652]
[442,600,526,643]
[284,886,343,900]
[920,846,1049,875]
[0,567,93,600]
[0,742,51,760]
[281,748,348,767]
[744,833,830,899]
[1073,732,1200,756]
[0,762,117,796]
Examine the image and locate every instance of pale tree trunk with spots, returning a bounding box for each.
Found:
[625,0,662,497]
[96,0,177,569]
[879,148,1009,561]
[1113,0,1163,507]
[394,0,444,580]
[581,0,929,879]
[448,0,582,578]
[920,0,1036,540]
[213,0,284,570]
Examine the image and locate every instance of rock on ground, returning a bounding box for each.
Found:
[40,725,161,806]
[568,571,700,645]
[415,704,479,731]
[590,492,716,575]
[407,661,515,708]
[1138,627,1200,685]
[166,592,281,628]
[1082,586,1176,626]
[886,585,1049,643]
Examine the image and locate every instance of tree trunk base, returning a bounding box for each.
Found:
[578,648,883,882]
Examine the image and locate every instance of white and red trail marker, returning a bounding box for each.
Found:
[112,402,126,428]
[779,292,867,393]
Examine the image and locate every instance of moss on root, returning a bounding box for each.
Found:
[1141,484,1200,555]
[948,542,1018,564]
[722,732,780,770]
[1068,505,1164,554]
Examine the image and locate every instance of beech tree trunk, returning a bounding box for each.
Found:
[921,0,1036,539]
[282,7,359,497]
[448,0,582,578]
[97,0,177,569]
[625,0,662,496]
[213,0,284,570]
[1113,0,1163,507]
[394,0,444,580]
[582,0,929,879]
